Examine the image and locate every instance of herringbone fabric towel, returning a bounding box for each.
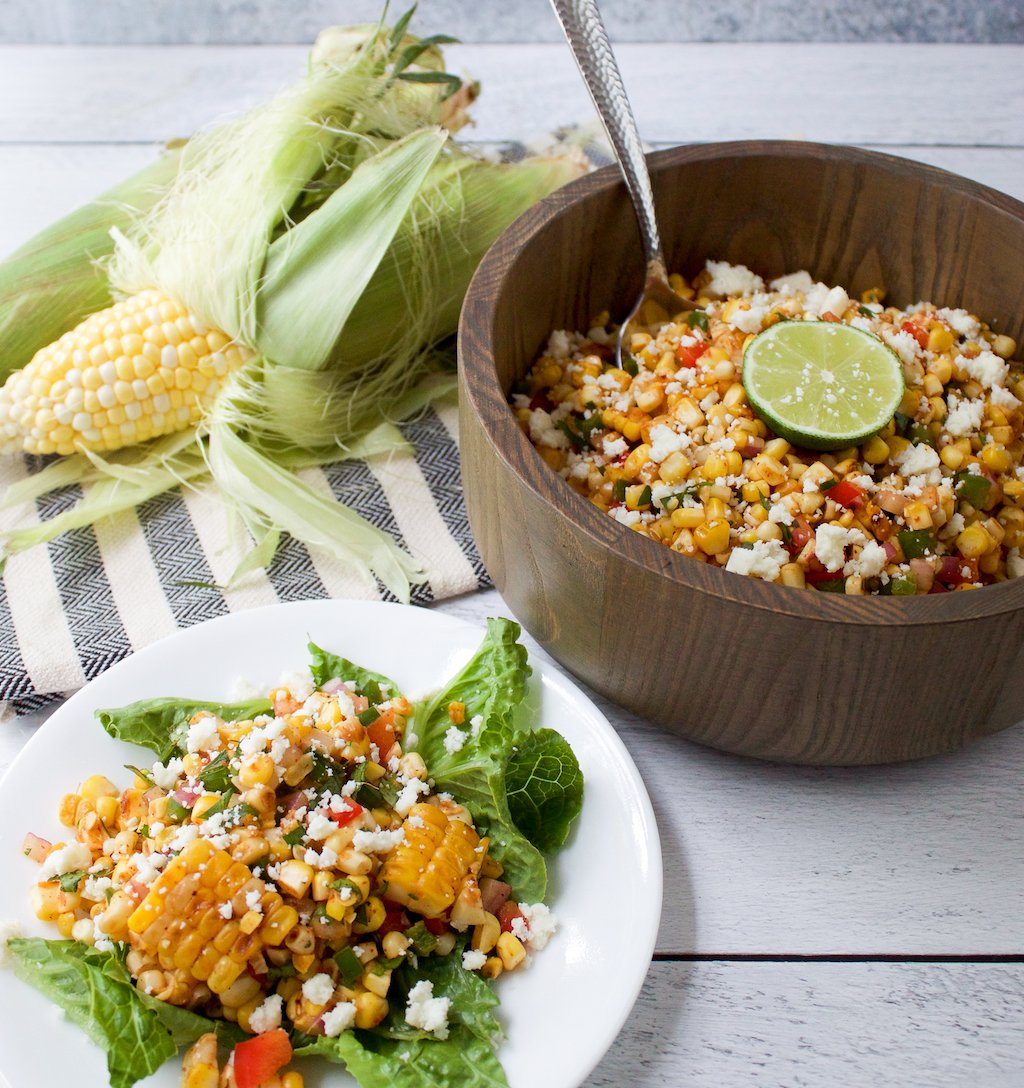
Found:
[0,398,488,717]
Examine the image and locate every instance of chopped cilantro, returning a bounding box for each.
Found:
[820,477,838,492]
[284,825,305,847]
[621,352,639,377]
[611,479,627,502]
[124,764,156,787]
[556,419,587,451]
[166,798,190,822]
[197,790,236,820]
[684,311,709,332]
[334,946,364,986]
[199,752,233,794]
[858,305,875,317]
[58,870,86,893]
[404,920,438,955]
[637,485,652,508]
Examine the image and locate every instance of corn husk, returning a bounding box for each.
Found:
[0,11,586,597]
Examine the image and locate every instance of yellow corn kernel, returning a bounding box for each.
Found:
[694,519,730,556]
[672,396,705,429]
[927,326,954,354]
[80,775,119,801]
[496,932,527,971]
[957,523,993,558]
[762,437,791,460]
[861,287,885,304]
[903,502,934,530]
[275,860,315,899]
[670,504,705,529]
[940,444,965,470]
[282,1074,305,1088]
[780,562,806,589]
[658,449,691,485]
[238,754,275,788]
[741,480,770,504]
[481,957,504,980]
[704,497,727,522]
[749,454,787,487]
[352,896,387,934]
[624,484,651,511]
[859,435,889,464]
[471,913,501,955]
[990,334,1017,359]
[621,443,651,480]
[981,443,1012,473]
[354,991,389,1030]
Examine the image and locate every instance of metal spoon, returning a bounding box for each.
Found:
[549,0,698,367]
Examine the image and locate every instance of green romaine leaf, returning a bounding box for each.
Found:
[505,728,584,855]
[95,697,272,762]
[413,618,547,901]
[307,641,400,704]
[4,938,240,1088]
[296,950,508,1087]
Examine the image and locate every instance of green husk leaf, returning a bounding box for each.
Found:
[0,150,181,382]
[206,411,423,599]
[256,126,447,370]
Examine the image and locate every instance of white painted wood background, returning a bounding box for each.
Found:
[0,40,1022,1087]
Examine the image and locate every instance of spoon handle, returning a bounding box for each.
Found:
[549,0,664,273]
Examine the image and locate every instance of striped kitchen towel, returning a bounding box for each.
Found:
[0,397,489,717]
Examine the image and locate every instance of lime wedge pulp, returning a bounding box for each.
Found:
[742,320,905,451]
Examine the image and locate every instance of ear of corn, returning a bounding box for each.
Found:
[0,14,586,597]
[0,150,180,384]
[378,802,482,918]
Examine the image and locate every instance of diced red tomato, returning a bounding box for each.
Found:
[367,709,399,763]
[272,693,302,717]
[936,555,980,586]
[674,341,708,369]
[785,517,814,557]
[900,320,929,349]
[328,797,364,827]
[423,917,449,936]
[580,340,614,361]
[827,480,866,509]
[232,1029,292,1088]
[802,558,838,584]
[528,392,552,412]
[497,901,525,934]
[21,833,51,863]
[378,909,410,937]
[820,311,841,323]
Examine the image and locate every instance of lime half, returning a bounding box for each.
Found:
[742,320,904,451]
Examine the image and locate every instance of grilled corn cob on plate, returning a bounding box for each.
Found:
[0,601,660,1088]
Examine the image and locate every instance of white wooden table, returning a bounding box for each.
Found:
[2,41,1023,1087]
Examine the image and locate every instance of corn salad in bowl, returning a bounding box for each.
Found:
[6,619,582,1088]
[514,260,1024,596]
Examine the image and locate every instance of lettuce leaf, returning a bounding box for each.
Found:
[5,938,240,1088]
[504,728,584,855]
[307,641,400,703]
[296,949,508,1087]
[95,696,273,761]
[412,618,548,901]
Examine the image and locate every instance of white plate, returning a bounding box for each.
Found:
[0,601,662,1088]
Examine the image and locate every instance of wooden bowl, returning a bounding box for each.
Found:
[458,141,1024,765]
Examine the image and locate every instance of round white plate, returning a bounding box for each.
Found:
[0,601,662,1088]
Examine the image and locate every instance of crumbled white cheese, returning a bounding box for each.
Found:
[272,670,312,703]
[305,812,335,842]
[149,757,184,789]
[724,539,789,582]
[845,540,888,579]
[609,506,641,527]
[302,973,336,1007]
[352,828,407,854]
[528,407,569,450]
[803,284,850,319]
[814,524,866,573]
[1008,547,1024,578]
[990,385,1021,410]
[960,350,1009,389]
[322,1001,358,1037]
[937,308,980,339]
[244,889,263,913]
[394,776,430,816]
[39,842,93,881]
[895,443,942,485]
[705,260,764,298]
[729,304,769,334]
[302,846,339,870]
[944,396,985,437]
[510,902,559,951]
[186,715,220,754]
[881,327,922,368]
[443,726,467,754]
[83,875,112,902]
[0,919,24,967]
[946,512,966,537]
[546,329,572,359]
[769,270,815,295]
[218,901,234,920]
[405,980,451,1039]
[249,994,283,1034]
[462,948,488,971]
[647,422,689,463]
[768,503,794,526]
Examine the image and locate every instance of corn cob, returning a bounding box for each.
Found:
[0,289,250,456]
[378,801,481,918]
[126,838,298,1001]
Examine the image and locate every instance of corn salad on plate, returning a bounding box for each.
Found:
[0,601,661,1088]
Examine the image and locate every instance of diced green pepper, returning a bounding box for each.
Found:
[898,529,937,559]
[954,470,992,508]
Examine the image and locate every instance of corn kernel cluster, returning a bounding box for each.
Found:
[515,261,1024,595]
[26,671,547,1086]
[0,289,250,456]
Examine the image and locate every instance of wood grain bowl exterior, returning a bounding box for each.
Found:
[457,141,1024,765]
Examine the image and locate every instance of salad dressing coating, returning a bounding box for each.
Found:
[515,261,1024,595]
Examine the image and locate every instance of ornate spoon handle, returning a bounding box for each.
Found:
[549,0,664,275]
